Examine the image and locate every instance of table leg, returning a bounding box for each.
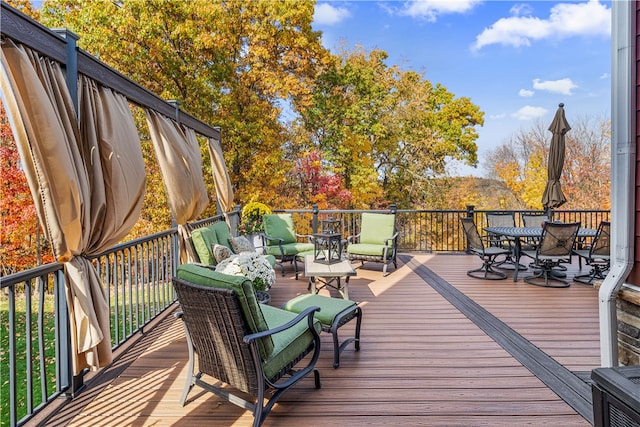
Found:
[308,276,350,299]
[514,237,522,282]
[337,277,349,300]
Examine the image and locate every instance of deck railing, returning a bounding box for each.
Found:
[0,208,610,426]
[1,228,182,427]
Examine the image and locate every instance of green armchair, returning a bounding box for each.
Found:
[346,212,398,276]
[173,264,322,427]
[262,214,314,277]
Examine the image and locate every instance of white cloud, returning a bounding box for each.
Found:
[401,0,482,22]
[519,89,534,97]
[509,3,533,17]
[314,3,351,26]
[600,72,610,80]
[533,78,577,95]
[472,0,610,51]
[512,105,548,120]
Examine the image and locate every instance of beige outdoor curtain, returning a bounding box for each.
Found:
[207,136,234,213]
[145,110,208,262]
[1,40,146,374]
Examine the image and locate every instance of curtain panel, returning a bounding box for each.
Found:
[1,39,146,374]
[207,136,235,213]
[145,109,208,262]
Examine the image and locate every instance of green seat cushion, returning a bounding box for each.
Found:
[360,213,395,245]
[260,304,321,380]
[347,243,388,257]
[191,226,219,265]
[211,221,233,251]
[263,214,297,244]
[263,254,276,267]
[176,264,274,358]
[283,294,356,326]
[266,242,314,257]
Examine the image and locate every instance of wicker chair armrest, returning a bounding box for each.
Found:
[243,306,321,343]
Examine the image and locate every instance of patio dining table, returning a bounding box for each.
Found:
[484,226,597,282]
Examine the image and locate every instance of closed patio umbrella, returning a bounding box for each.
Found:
[542,103,571,209]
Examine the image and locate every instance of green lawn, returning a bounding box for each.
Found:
[0,293,57,427]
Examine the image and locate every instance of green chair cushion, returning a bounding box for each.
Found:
[283,294,356,326]
[211,221,233,251]
[176,264,274,359]
[359,213,395,245]
[347,243,388,257]
[263,214,297,245]
[265,242,314,257]
[263,254,277,267]
[260,304,321,380]
[191,226,219,265]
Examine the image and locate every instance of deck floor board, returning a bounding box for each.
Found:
[42,253,599,426]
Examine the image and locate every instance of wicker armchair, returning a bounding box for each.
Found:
[173,264,322,427]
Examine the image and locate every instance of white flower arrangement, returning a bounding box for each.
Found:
[215,251,276,291]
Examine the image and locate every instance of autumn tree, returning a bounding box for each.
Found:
[288,150,352,209]
[297,46,483,209]
[0,104,53,275]
[485,115,610,210]
[38,0,330,209]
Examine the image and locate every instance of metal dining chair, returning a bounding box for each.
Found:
[573,221,610,285]
[485,212,526,271]
[520,221,580,288]
[460,217,512,280]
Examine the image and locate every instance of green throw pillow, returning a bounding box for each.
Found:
[191,226,219,265]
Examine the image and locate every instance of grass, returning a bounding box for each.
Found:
[0,281,175,426]
[0,292,57,427]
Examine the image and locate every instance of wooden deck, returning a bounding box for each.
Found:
[40,253,601,426]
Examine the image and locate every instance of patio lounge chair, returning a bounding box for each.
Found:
[460,216,512,280]
[346,212,398,276]
[520,221,580,288]
[172,264,322,427]
[573,220,610,284]
[262,213,315,277]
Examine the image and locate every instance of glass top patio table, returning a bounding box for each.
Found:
[483,226,597,281]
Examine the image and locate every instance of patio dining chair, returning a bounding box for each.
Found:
[485,212,525,271]
[521,212,550,227]
[520,221,580,288]
[573,220,610,285]
[460,217,512,280]
[520,212,552,253]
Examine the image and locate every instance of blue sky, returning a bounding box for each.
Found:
[312,0,611,176]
